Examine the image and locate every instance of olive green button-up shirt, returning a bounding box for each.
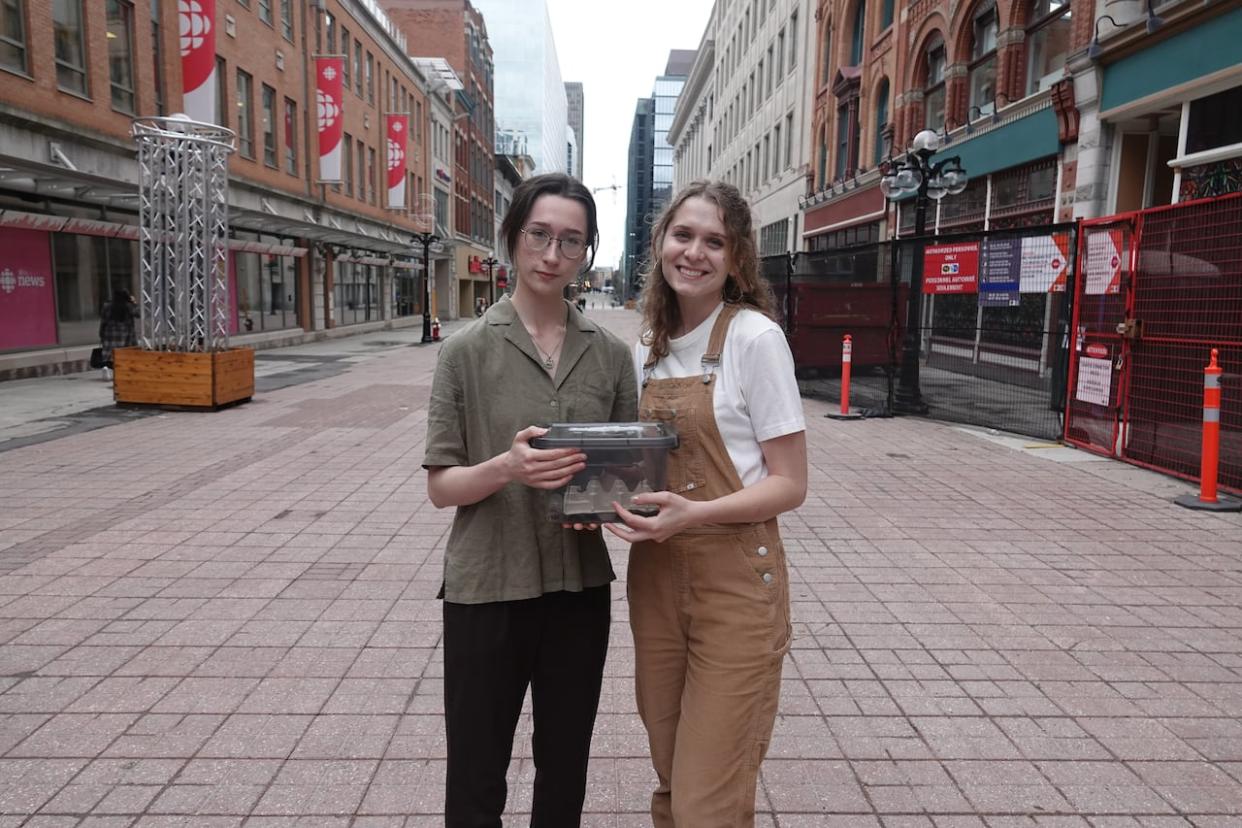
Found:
[423,297,638,604]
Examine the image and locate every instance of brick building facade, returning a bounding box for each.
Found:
[0,0,457,377]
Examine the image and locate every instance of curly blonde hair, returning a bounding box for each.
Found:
[638,180,775,365]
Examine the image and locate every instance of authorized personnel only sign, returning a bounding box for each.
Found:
[923,243,980,294]
[1075,356,1113,406]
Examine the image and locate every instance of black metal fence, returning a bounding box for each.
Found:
[764,222,1078,440]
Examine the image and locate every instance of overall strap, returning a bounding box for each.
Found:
[699,303,742,383]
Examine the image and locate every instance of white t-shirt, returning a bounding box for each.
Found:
[634,303,805,487]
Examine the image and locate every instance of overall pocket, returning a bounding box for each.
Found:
[641,405,707,496]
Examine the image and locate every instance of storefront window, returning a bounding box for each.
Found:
[53,233,137,346]
[394,269,419,317]
[334,261,382,326]
[1186,85,1242,155]
[233,246,300,333]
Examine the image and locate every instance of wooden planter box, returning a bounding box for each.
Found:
[113,347,255,409]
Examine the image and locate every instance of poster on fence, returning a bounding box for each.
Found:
[979,238,1021,307]
[923,242,979,294]
[1075,356,1113,406]
[1084,230,1123,295]
[1019,232,1071,293]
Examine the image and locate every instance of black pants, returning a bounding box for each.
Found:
[443,585,611,828]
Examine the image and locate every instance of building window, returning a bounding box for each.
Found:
[1186,85,1242,155]
[785,112,794,168]
[214,56,227,127]
[881,0,894,29]
[789,11,797,67]
[343,132,353,196]
[873,79,890,166]
[357,138,366,202]
[106,0,136,113]
[150,0,164,113]
[261,83,277,167]
[323,11,334,53]
[969,3,999,115]
[817,128,828,188]
[236,69,253,157]
[1,0,29,74]
[366,52,374,103]
[340,28,350,88]
[849,0,866,66]
[284,97,297,175]
[368,146,377,205]
[1025,0,1070,97]
[776,29,785,82]
[280,0,292,40]
[923,36,946,131]
[354,41,362,96]
[258,0,271,26]
[52,0,88,96]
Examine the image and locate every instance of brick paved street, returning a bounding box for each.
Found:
[2,307,1241,827]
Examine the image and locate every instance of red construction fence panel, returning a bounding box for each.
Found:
[1065,192,1242,494]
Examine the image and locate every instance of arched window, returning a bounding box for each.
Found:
[881,0,894,29]
[969,2,999,114]
[850,0,867,66]
[1026,0,1071,96]
[923,36,946,130]
[873,79,890,166]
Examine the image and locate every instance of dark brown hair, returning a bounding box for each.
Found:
[638,180,775,363]
[499,173,598,273]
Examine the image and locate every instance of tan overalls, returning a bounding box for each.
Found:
[629,304,793,827]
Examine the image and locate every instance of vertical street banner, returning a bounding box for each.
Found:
[979,237,1021,307]
[316,57,345,183]
[0,228,58,350]
[923,242,980,294]
[386,114,408,210]
[179,0,216,123]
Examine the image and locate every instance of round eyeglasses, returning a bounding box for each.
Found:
[521,227,587,260]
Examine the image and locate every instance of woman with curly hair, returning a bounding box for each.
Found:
[608,180,807,826]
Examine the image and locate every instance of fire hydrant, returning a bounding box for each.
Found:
[431,317,441,341]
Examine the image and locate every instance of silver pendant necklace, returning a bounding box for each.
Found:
[532,336,563,370]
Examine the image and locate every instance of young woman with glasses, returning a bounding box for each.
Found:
[608,180,808,826]
[422,173,637,826]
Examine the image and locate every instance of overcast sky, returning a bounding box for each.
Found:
[544,0,714,270]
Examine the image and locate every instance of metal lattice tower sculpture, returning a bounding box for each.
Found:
[133,115,236,352]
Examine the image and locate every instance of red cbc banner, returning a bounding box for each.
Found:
[385,114,408,210]
[923,242,980,294]
[316,57,345,182]
[179,0,216,123]
[0,228,58,350]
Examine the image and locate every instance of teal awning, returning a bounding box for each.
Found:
[929,105,1059,180]
[1101,7,1242,113]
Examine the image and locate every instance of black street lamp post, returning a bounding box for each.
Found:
[880,129,968,414]
[413,230,439,344]
[482,256,500,306]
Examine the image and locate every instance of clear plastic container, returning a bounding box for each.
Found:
[531,422,679,522]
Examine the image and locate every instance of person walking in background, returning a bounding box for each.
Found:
[97,289,137,381]
[422,172,637,827]
[608,180,808,827]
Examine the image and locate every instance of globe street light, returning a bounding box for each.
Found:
[413,230,439,343]
[880,128,968,414]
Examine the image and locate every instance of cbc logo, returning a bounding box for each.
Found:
[0,268,46,293]
[179,0,212,58]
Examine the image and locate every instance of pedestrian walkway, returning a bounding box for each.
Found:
[1,307,1240,826]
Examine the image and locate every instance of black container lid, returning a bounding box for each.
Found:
[531,422,678,450]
